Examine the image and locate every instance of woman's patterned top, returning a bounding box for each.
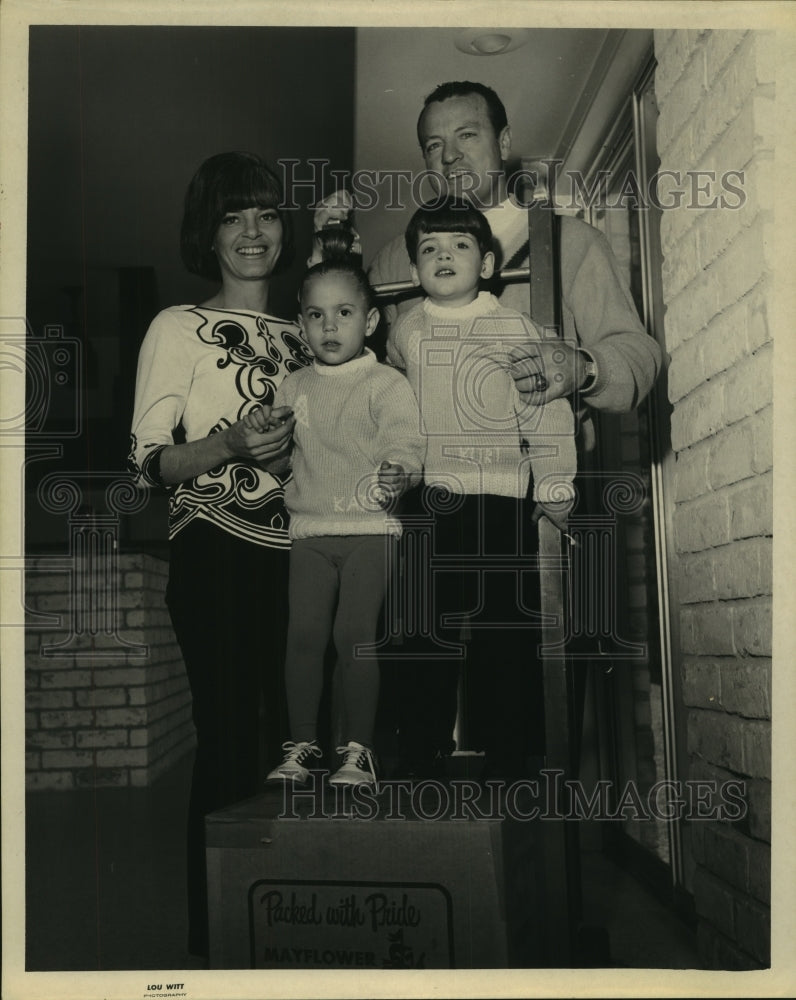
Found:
[128,305,311,547]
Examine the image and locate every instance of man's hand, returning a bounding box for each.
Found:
[309,191,361,266]
[509,339,589,405]
[313,190,353,231]
[375,460,409,509]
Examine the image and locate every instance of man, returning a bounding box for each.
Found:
[368,80,660,416]
[316,80,662,778]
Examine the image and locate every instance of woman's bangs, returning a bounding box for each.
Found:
[218,164,283,217]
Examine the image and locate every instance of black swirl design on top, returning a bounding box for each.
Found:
[282,330,313,372]
[141,307,311,546]
[194,313,279,376]
[216,320,279,375]
[126,432,139,475]
[256,318,285,367]
[235,363,277,416]
[128,433,167,489]
[168,461,290,546]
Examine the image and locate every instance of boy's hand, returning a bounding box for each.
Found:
[244,403,273,433]
[375,460,408,509]
[244,404,293,433]
[531,498,574,535]
[269,405,295,428]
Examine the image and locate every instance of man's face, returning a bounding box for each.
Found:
[418,94,511,209]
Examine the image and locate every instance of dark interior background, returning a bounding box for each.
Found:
[26,26,356,550]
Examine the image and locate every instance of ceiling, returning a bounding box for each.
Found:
[353,26,654,259]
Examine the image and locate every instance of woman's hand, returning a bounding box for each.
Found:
[158,405,294,486]
[226,405,295,462]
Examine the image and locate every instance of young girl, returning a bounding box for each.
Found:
[248,258,426,787]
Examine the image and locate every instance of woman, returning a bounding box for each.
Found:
[128,151,310,958]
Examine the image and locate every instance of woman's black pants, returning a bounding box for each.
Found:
[165,520,289,958]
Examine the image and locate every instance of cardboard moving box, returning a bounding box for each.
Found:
[206,777,548,969]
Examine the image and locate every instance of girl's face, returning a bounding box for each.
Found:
[299,272,378,366]
[212,205,283,286]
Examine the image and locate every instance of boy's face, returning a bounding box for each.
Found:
[299,271,378,366]
[410,230,495,308]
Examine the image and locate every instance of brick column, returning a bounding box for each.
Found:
[26,553,195,789]
[654,28,774,969]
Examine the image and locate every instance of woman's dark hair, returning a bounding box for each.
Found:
[404,196,494,263]
[180,151,293,282]
[417,80,508,146]
[299,258,377,313]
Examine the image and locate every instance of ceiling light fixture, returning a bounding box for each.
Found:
[454,28,529,57]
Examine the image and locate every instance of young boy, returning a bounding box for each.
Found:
[385,197,577,778]
[249,258,426,787]
[388,197,576,524]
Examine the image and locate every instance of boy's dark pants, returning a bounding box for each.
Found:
[383,489,545,775]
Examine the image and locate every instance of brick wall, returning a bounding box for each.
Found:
[26,553,195,789]
[654,28,774,969]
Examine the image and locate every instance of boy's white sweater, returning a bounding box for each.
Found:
[387,293,576,501]
[274,349,426,539]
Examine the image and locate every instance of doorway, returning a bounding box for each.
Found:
[574,58,690,910]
